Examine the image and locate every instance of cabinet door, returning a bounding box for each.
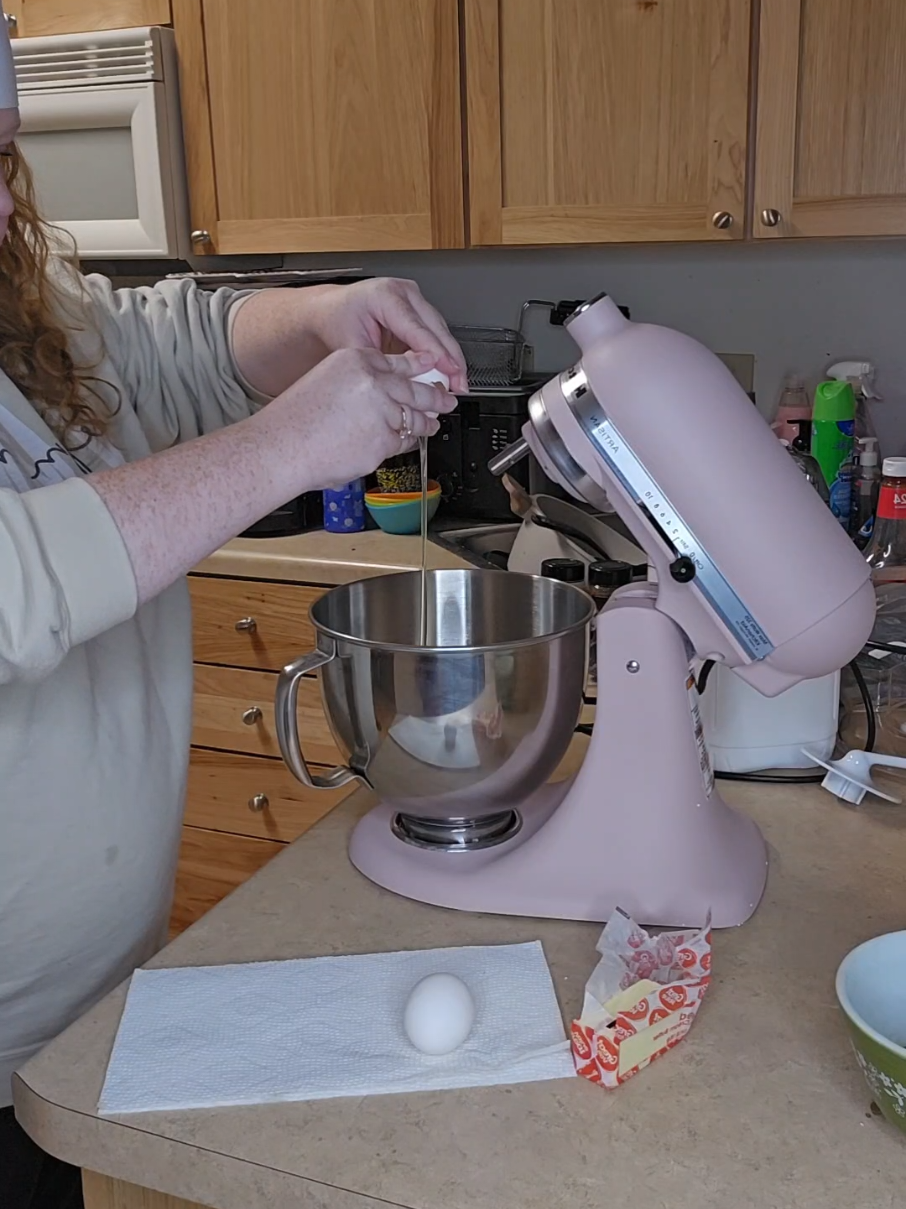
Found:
[172,0,463,255]
[754,0,906,238]
[7,0,170,37]
[169,825,283,935]
[464,0,751,246]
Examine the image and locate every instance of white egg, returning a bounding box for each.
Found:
[403,973,475,1056]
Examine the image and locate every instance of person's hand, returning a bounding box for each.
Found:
[309,278,468,395]
[256,347,457,489]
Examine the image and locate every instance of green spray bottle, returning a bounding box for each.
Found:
[812,379,855,526]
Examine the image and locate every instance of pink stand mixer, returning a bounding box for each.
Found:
[277,295,874,928]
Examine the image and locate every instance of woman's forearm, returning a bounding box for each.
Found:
[90,407,316,604]
[229,278,469,400]
[88,344,456,607]
[229,285,340,398]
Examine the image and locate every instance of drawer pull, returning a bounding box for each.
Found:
[248,793,269,813]
[242,706,263,726]
[235,617,258,633]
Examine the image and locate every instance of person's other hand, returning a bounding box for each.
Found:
[257,348,457,489]
[311,278,468,394]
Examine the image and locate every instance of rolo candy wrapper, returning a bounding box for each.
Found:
[571,907,712,1088]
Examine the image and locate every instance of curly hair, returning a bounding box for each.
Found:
[0,144,115,448]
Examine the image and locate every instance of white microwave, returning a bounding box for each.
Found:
[11,26,189,259]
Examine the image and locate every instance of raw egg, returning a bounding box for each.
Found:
[403,973,475,1056]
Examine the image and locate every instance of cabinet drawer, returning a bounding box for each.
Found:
[192,664,340,763]
[189,575,323,671]
[185,748,352,842]
[170,825,283,936]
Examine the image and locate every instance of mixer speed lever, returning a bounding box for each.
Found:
[669,556,697,583]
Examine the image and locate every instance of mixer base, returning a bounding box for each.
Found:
[349,598,769,929]
[350,771,766,928]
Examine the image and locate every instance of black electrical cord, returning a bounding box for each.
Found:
[853,656,877,754]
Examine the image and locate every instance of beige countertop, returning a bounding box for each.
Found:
[194,529,468,585]
[15,757,906,1209]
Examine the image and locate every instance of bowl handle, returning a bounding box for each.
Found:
[276,643,359,790]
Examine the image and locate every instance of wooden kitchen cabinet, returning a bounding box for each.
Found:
[187,575,320,672]
[463,0,751,245]
[170,825,284,937]
[171,0,463,255]
[4,0,170,37]
[191,664,340,763]
[170,572,352,936]
[754,0,906,239]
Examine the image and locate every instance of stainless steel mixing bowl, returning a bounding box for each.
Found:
[275,569,593,824]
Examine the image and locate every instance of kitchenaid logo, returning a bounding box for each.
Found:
[583,411,773,660]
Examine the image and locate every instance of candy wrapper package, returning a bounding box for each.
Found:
[571,908,712,1088]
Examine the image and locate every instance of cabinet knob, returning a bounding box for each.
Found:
[235,616,257,633]
[242,706,263,726]
[248,793,269,813]
[190,229,212,247]
[4,12,17,32]
[711,211,734,230]
[760,208,782,228]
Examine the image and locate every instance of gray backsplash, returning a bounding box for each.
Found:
[103,235,906,456]
[281,238,906,455]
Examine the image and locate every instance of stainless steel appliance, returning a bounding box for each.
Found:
[276,569,592,848]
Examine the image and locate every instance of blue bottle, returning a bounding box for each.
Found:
[322,480,365,533]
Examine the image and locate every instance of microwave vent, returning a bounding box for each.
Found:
[11,26,166,92]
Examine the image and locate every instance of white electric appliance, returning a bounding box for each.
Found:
[699,662,841,773]
[11,26,189,258]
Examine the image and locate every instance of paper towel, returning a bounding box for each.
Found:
[99,941,575,1114]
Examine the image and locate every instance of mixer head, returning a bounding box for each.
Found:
[491,294,874,696]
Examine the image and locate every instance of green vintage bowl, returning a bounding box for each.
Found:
[836,931,906,1132]
[365,492,441,535]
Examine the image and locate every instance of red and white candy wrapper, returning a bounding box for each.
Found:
[571,907,712,1088]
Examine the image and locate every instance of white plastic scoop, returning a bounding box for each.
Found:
[802,748,906,805]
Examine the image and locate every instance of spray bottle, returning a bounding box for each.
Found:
[826,361,881,446]
[812,379,855,526]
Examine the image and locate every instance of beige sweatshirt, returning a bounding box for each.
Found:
[0,272,258,1105]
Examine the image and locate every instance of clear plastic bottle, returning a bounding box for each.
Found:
[851,437,881,549]
[864,457,906,584]
[843,458,906,761]
[782,424,829,503]
[770,373,812,445]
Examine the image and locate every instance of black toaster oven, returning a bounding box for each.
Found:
[427,375,565,522]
